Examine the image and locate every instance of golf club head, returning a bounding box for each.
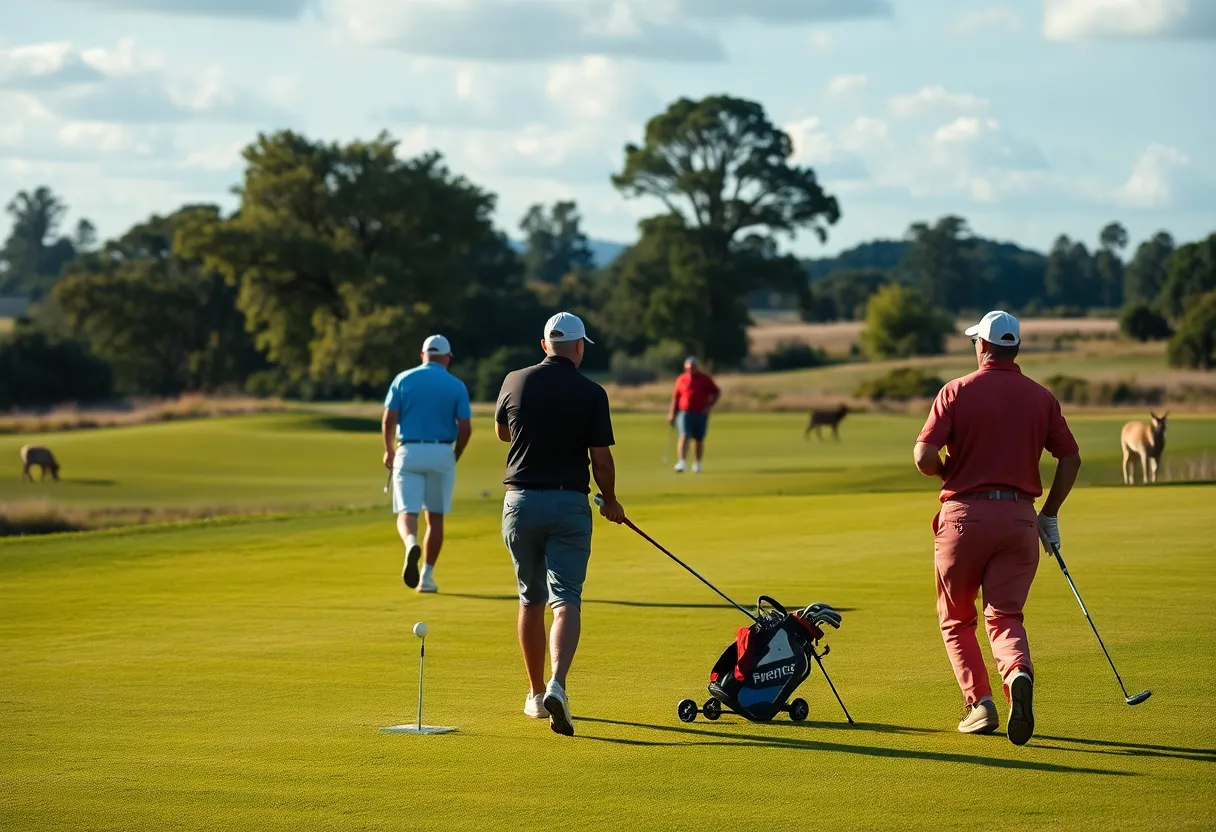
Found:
[1126,690,1151,705]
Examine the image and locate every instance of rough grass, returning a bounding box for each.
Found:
[1,486,1212,830]
[0,393,287,435]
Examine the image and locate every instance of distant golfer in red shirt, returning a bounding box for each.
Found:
[914,311,1082,746]
[668,357,720,473]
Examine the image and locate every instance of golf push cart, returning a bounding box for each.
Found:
[678,596,851,724]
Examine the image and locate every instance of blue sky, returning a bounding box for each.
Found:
[0,0,1213,257]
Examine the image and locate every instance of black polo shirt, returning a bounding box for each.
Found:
[495,355,614,494]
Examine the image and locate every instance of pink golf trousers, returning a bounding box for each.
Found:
[933,497,1039,704]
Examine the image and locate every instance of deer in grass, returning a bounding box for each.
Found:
[20,445,60,482]
[805,404,849,441]
[1121,413,1167,485]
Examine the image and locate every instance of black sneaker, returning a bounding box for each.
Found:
[402,543,422,589]
[1008,672,1034,746]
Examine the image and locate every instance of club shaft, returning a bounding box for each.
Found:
[811,647,854,724]
[1040,531,1133,699]
[623,518,757,620]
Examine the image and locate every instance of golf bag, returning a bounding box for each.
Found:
[678,596,846,723]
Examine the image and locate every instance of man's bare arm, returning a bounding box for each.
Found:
[1041,452,1082,516]
[590,447,625,523]
[913,441,946,478]
[381,410,398,469]
[454,417,473,461]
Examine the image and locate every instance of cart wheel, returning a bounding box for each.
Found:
[703,699,722,721]
[677,699,698,723]
[789,698,809,722]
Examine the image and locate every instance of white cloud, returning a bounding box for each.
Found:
[1114,143,1215,208]
[826,73,869,98]
[952,6,1022,34]
[0,42,105,90]
[890,85,989,118]
[1044,0,1216,39]
[785,116,869,181]
[677,0,893,22]
[808,29,835,51]
[931,116,1049,171]
[60,0,310,19]
[546,57,656,121]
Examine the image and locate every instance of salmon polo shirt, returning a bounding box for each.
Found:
[917,360,1079,502]
[672,372,720,413]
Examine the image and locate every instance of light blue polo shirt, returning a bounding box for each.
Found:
[383,363,472,443]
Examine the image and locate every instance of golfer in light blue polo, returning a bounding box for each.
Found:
[382,334,472,594]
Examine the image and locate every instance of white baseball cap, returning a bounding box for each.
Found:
[965,311,1020,347]
[543,311,594,344]
[422,334,451,355]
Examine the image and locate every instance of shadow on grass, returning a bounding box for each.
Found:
[1036,734,1216,764]
[576,717,1136,775]
[444,592,855,613]
[64,479,116,486]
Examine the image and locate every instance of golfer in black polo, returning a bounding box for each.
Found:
[495,311,626,736]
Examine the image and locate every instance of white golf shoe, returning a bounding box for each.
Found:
[692,461,702,473]
[543,680,574,736]
[674,460,686,473]
[523,693,547,719]
[418,572,438,593]
[957,699,998,734]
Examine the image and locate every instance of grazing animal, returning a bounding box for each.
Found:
[805,405,849,441]
[20,445,60,482]
[1121,413,1167,485]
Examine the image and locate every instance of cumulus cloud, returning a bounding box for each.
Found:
[890,85,989,118]
[951,6,1021,34]
[60,0,310,19]
[930,117,1049,171]
[1114,144,1215,208]
[826,73,869,98]
[1044,0,1216,39]
[545,56,658,121]
[677,0,892,22]
[784,116,870,182]
[2,40,287,125]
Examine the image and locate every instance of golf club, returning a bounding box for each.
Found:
[594,493,757,620]
[1039,528,1151,706]
[383,469,391,495]
[662,422,674,465]
[809,645,855,724]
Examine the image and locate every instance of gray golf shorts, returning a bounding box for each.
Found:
[677,410,709,440]
[502,489,592,608]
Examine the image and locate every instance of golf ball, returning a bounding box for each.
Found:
[412,622,428,638]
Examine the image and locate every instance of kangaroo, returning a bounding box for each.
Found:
[20,445,61,482]
[805,404,849,441]
[1121,413,1167,485]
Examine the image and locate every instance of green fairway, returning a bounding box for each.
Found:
[2,411,1215,829]
[3,410,1215,515]
[2,486,1213,830]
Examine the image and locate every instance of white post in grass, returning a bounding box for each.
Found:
[380,621,456,735]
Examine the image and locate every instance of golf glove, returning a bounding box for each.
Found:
[800,603,842,630]
[1038,514,1060,550]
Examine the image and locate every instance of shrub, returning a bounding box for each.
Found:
[467,347,537,401]
[0,329,113,410]
[765,340,829,371]
[860,285,954,360]
[854,367,945,401]
[1044,374,1164,405]
[610,340,688,386]
[1167,290,1216,370]
[1119,303,1173,342]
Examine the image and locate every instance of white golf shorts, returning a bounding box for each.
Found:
[392,444,456,514]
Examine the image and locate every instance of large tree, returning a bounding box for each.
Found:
[1123,231,1174,307]
[178,131,513,388]
[1094,221,1128,308]
[900,216,974,311]
[1157,233,1216,320]
[53,206,263,395]
[612,95,840,366]
[519,201,594,285]
[0,187,81,300]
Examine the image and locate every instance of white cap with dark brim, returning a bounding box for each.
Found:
[965,310,1020,347]
[422,334,451,355]
[543,311,594,344]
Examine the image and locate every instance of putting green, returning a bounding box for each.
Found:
[2,412,1214,829]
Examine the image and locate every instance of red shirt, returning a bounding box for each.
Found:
[917,360,1079,502]
[672,371,720,413]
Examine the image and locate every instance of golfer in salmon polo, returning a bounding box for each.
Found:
[668,356,720,473]
[382,335,473,594]
[913,311,1082,746]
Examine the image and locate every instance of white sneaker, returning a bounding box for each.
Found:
[543,680,574,736]
[418,572,438,593]
[692,461,702,473]
[523,693,547,719]
[674,460,686,473]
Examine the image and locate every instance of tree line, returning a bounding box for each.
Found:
[1,94,1214,410]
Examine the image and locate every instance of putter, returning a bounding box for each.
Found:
[594,493,757,620]
[1039,528,1151,706]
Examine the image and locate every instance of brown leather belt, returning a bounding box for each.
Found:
[959,489,1028,501]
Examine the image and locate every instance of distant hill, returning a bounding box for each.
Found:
[803,240,910,280]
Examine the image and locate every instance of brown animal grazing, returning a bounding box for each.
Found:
[20,445,60,482]
[805,405,849,441]
[1121,413,1167,485]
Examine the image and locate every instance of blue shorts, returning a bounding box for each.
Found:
[502,490,592,608]
[677,410,709,440]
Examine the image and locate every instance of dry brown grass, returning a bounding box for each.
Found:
[0,394,287,435]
